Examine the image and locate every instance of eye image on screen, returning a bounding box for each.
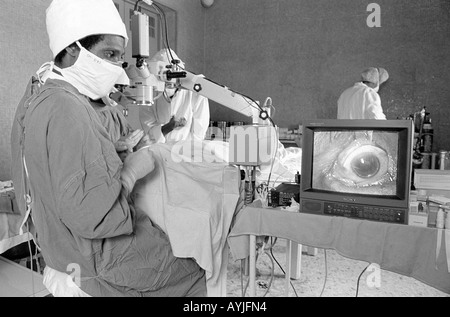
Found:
[312,130,398,195]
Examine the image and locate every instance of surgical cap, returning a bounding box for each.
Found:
[150,49,185,69]
[361,67,389,86]
[46,0,128,58]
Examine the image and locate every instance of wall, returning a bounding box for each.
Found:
[0,0,205,180]
[204,0,450,152]
[0,0,52,180]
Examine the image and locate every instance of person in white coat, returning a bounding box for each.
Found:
[337,67,389,120]
[139,49,210,144]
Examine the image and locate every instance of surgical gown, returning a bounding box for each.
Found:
[90,100,132,145]
[10,78,206,297]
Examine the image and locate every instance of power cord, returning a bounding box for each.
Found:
[268,237,299,297]
[319,249,328,297]
[269,238,329,297]
[241,239,371,298]
[152,2,172,55]
[26,221,36,297]
[240,239,275,297]
[356,264,370,297]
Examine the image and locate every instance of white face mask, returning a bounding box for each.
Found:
[60,42,129,100]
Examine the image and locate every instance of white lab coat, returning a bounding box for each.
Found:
[337,82,386,120]
[139,89,210,144]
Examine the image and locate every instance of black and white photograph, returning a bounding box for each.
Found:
[0,0,449,302]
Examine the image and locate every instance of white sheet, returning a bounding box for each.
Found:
[132,141,241,297]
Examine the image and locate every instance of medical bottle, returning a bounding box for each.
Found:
[295,171,301,184]
[422,121,433,153]
[436,207,445,229]
[439,151,448,170]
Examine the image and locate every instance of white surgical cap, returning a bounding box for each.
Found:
[361,67,389,86]
[46,0,128,58]
[150,48,185,68]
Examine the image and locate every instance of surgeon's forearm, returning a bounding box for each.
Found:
[161,122,175,136]
[60,180,134,239]
[120,172,135,198]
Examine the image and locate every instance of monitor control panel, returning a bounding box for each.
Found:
[300,199,407,224]
[324,203,406,224]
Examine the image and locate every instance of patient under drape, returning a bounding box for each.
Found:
[132,140,242,297]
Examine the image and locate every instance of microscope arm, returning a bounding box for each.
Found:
[177,71,259,120]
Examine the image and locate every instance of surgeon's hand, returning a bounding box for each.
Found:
[175,117,187,128]
[115,129,145,153]
[134,133,152,151]
[120,147,155,195]
[161,116,186,136]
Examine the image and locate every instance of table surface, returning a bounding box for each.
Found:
[227,206,450,295]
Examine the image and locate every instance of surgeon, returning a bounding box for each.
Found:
[10,0,206,297]
[337,67,389,120]
[139,49,210,144]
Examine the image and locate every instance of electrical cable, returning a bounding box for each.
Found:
[26,221,36,297]
[152,2,173,58]
[319,249,328,297]
[356,264,370,297]
[270,169,291,189]
[134,0,143,12]
[241,257,252,296]
[270,104,276,120]
[268,237,299,297]
[239,242,275,297]
[240,260,244,297]
[268,240,328,297]
[261,250,275,297]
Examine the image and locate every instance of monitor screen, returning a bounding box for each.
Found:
[311,129,398,196]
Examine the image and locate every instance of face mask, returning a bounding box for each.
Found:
[373,85,380,93]
[60,42,129,100]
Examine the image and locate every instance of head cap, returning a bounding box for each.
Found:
[46,0,128,58]
[361,67,389,86]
